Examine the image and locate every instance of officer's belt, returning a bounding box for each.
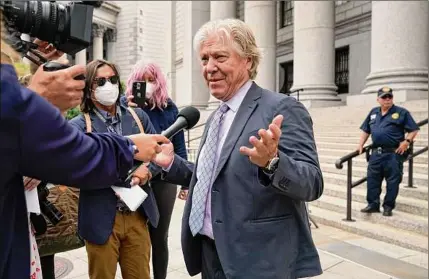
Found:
[370,147,397,154]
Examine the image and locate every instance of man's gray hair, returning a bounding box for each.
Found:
[193,18,262,80]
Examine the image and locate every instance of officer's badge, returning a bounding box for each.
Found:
[370,114,376,120]
[382,87,391,93]
[392,113,399,119]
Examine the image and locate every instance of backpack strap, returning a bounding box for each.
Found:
[127,107,145,134]
[83,113,92,133]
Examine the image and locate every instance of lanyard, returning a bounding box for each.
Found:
[93,107,123,136]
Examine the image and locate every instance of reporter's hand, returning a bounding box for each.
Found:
[127,95,138,108]
[127,134,170,162]
[29,39,65,74]
[28,64,86,112]
[178,189,188,200]
[152,142,175,168]
[130,164,152,186]
[23,177,40,191]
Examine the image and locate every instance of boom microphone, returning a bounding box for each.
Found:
[161,106,200,139]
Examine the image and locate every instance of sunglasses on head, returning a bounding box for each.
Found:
[93,76,119,87]
[380,94,393,99]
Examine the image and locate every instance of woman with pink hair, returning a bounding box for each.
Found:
[125,61,188,279]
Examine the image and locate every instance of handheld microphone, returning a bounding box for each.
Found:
[161,106,201,139]
[122,106,200,186]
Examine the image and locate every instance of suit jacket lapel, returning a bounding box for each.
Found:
[213,82,262,180]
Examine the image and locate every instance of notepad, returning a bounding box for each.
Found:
[111,185,148,211]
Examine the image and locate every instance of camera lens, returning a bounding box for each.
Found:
[2,1,68,47]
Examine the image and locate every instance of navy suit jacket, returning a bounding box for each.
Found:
[0,64,135,279]
[163,82,324,279]
[69,105,160,245]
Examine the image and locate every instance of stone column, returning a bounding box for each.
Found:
[210,1,236,20]
[92,24,106,61]
[361,1,428,101]
[245,1,276,91]
[106,29,117,62]
[291,1,341,108]
[75,50,87,66]
[207,1,236,109]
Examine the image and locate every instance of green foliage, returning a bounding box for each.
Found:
[65,106,81,120]
[120,80,127,95]
[13,61,30,77]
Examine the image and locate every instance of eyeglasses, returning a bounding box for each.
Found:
[380,95,393,99]
[93,76,119,87]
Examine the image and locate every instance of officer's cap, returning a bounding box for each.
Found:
[378,87,393,98]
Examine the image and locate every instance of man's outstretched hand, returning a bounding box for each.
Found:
[239,115,283,168]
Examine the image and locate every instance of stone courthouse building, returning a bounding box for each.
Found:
[73,1,428,109]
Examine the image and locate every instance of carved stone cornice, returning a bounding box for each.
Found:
[92,24,107,38]
[105,29,117,43]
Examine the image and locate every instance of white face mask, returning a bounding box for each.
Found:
[145,82,154,99]
[94,82,119,106]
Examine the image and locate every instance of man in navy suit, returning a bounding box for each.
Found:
[153,19,324,279]
[0,52,169,279]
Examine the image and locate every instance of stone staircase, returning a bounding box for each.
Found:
[185,99,428,253]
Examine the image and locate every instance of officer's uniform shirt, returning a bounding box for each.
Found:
[360,104,420,148]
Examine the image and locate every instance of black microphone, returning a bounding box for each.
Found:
[161,106,200,139]
[122,106,200,184]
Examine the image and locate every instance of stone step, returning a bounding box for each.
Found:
[320,182,428,219]
[317,148,428,164]
[311,193,428,236]
[321,163,428,186]
[319,154,429,178]
[321,173,428,217]
[308,206,428,254]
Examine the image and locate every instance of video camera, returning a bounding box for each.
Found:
[0,0,103,66]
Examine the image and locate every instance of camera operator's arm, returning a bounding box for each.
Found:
[2,64,167,189]
[27,64,84,113]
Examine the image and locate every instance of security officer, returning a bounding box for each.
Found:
[357,87,420,216]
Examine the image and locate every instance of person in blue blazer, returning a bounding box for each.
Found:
[69,59,161,279]
[0,31,169,279]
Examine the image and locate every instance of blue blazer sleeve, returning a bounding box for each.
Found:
[259,98,324,201]
[1,65,135,189]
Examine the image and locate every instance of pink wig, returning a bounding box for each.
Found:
[126,60,169,110]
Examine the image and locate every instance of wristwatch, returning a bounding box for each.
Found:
[263,155,280,174]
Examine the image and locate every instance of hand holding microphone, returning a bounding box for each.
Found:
[127,133,171,162]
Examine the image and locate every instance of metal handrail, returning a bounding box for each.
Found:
[335,118,428,222]
[186,122,207,148]
[286,88,304,101]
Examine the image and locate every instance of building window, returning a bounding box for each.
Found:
[335,1,349,6]
[335,46,349,94]
[280,61,294,94]
[280,1,294,28]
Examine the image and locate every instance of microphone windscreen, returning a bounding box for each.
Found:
[178,106,200,129]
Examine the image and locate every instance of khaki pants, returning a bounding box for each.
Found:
[85,211,151,279]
